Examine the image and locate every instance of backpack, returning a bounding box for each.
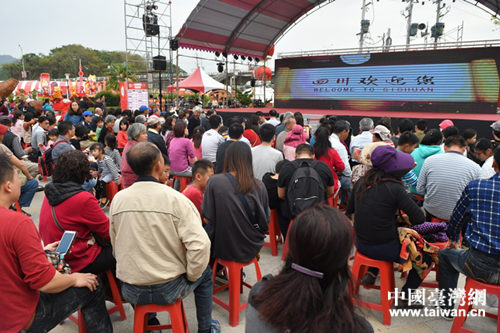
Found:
[287,159,326,218]
[42,140,66,176]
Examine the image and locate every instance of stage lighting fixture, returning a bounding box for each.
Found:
[409,23,419,36]
[169,39,179,51]
[217,62,224,73]
[233,55,239,60]
[143,13,159,36]
[361,19,370,34]
[215,51,220,57]
[241,55,246,60]
[418,23,426,30]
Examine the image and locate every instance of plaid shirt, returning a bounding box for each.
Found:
[447,173,500,255]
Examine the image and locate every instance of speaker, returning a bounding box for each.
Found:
[170,39,179,51]
[153,56,167,71]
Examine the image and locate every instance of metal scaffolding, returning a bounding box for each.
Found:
[123,0,173,91]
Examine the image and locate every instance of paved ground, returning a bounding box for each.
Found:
[24,184,497,333]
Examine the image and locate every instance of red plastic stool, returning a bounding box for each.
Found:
[173,175,191,192]
[105,181,120,203]
[328,191,339,208]
[264,209,282,256]
[15,201,22,212]
[351,251,395,326]
[212,258,262,327]
[431,217,448,223]
[451,277,500,333]
[69,270,127,331]
[281,219,294,261]
[133,300,188,333]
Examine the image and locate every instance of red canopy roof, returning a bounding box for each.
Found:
[175,0,499,59]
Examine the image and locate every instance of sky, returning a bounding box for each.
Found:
[1,0,498,76]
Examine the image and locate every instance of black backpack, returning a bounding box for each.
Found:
[42,140,65,176]
[287,159,325,218]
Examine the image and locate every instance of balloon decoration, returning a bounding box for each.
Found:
[0,78,18,99]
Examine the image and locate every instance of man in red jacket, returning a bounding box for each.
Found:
[0,154,112,332]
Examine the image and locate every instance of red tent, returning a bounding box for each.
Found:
[168,67,228,94]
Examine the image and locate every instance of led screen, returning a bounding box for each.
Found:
[274,47,500,114]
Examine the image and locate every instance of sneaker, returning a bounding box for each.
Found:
[361,272,376,286]
[99,198,109,208]
[210,319,221,333]
[36,185,45,192]
[396,298,424,309]
[439,308,454,321]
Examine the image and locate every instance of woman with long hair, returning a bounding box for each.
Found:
[202,141,270,263]
[314,126,345,193]
[191,125,205,160]
[64,101,84,125]
[247,205,373,333]
[347,145,427,303]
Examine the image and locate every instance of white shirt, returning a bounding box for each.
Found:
[329,133,352,176]
[349,131,373,156]
[201,129,224,163]
[239,136,251,147]
[266,118,280,127]
[481,156,496,179]
[251,145,284,180]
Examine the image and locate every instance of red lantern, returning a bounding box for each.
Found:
[253,66,272,81]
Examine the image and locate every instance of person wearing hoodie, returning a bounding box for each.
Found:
[410,129,443,195]
[283,124,308,161]
[39,150,114,274]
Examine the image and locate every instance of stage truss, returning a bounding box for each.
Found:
[123,0,174,90]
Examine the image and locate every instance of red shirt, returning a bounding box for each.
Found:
[183,184,204,219]
[117,130,128,149]
[0,207,56,332]
[39,191,110,272]
[316,148,345,192]
[243,129,261,147]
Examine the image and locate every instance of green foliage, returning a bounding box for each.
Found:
[0,44,186,81]
[95,91,121,107]
[236,90,252,107]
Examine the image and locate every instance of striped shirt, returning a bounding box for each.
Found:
[97,155,121,183]
[417,151,482,220]
[447,173,500,255]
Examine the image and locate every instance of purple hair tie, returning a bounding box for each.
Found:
[291,263,324,279]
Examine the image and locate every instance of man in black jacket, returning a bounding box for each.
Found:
[147,116,168,158]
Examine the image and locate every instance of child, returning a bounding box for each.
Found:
[90,142,121,207]
[95,116,104,140]
[104,134,121,169]
[40,128,59,152]
[183,159,214,222]
[159,155,172,186]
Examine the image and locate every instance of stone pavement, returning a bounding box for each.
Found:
[23,187,497,333]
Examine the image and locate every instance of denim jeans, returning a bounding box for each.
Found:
[339,174,351,204]
[19,179,39,207]
[27,278,112,333]
[439,248,500,310]
[122,266,213,333]
[82,178,97,193]
[358,238,432,294]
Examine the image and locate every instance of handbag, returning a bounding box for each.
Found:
[45,251,72,274]
[51,206,111,248]
[225,173,268,234]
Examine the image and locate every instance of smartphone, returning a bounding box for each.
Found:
[55,231,77,255]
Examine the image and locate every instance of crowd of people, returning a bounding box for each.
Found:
[0,97,499,332]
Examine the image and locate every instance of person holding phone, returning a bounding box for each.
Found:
[0,154,112,333]
[39,150,114,274]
